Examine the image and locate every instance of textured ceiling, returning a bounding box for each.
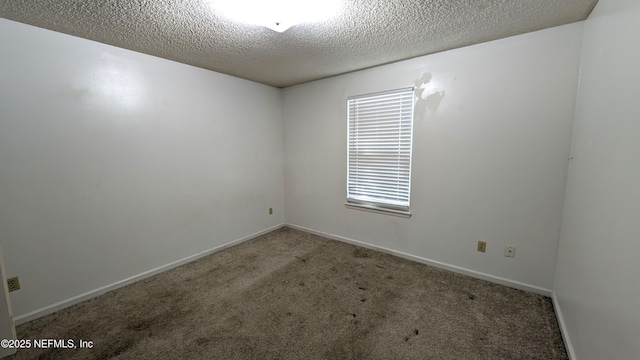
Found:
[0,0,597,88]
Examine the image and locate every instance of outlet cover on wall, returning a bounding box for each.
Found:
[7,277,20,292]
[477,241,486,253]
[504,245,516,258]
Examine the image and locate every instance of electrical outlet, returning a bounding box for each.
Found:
[269,207,273,215]
[7,277,20,292]
[477,241,486,253]
[504,245,516,258]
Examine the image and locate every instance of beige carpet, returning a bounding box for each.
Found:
[12,227,568,359]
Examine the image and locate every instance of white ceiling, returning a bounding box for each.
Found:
[0,0,597,88]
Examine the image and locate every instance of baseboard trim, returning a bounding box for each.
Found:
[14,223,286,325]
[286,223,553,297]
[552,292,577,360]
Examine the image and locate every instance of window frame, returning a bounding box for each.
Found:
[345,87,415,218]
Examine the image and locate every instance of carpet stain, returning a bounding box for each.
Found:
[195,337,210,346]
[127,319,153,331]
[95,338,135,360]
[404,328,420,342]
[351,248,371,258]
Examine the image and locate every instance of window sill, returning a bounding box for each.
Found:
[345,203,412,218]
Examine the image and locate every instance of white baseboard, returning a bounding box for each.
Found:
[552,292,577,360]
[14,223,286,325]
[286,223,553,297]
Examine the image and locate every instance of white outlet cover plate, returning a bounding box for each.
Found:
[504,245,516,258]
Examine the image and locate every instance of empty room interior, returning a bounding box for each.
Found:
[0,0,638,359]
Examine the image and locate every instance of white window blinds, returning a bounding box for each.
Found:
[347,87,414,211]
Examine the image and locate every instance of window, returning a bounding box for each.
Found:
[346,87,414,217]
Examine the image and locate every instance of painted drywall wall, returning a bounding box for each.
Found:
[553,0,640,358]
[0,19,285,319]
[283,23,583,291]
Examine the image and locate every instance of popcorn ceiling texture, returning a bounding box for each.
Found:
[0,0,596,88]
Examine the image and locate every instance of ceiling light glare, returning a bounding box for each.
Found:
[213,0,342,32]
